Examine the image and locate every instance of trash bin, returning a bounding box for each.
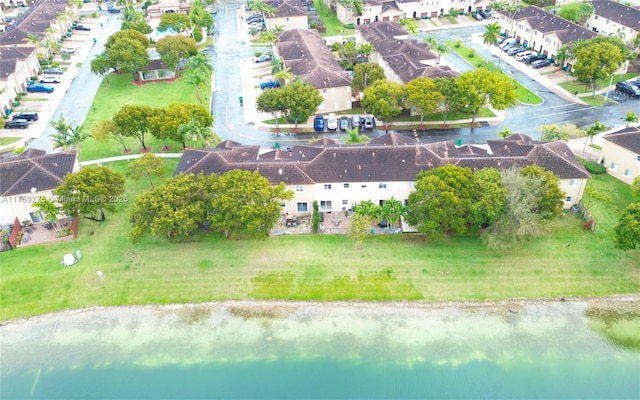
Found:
[456,139,462,146]
[239,96,243,106]
[274,142,280,149]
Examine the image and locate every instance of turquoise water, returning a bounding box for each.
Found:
[1,302,639,399]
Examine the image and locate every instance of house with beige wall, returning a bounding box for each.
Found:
[275,29,352,112]
[264,0,308,31]
[0,150,79,226]
[335,0,481,25]
[146,0,191,18]
[175,133,590,225]
[0,46,39,115]
[599,127,640,184]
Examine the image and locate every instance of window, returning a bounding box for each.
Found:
[404,199,409,206]
[361,184,367,188]
[624,169,631,178]
[636,155,640,162]
[595,15,598,19]
[610,162,617,171]
[569,179,577,187]
[343,183,349,188]
[297,202,308,212]
[322,88,327,93]
[324,184,332,189]
[320,201,332,211]
[565,196,572,202]
[342,200,348,205]
[409,182,415,188]
[295,185,303,192]
[378,183,387,189]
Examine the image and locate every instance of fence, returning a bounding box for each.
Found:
[576,201,596,232]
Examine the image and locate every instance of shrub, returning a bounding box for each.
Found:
[468,49,475,58]
[310,23,316,29]
[193,27,203,42]
[584,161,606,174]
[343,23,355,29]
[583,220,594,230]
[455,40,461,48]
[331,42,340,51]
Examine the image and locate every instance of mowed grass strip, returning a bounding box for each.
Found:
[1,162,639,321]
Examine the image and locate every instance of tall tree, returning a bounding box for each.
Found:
[470,168,506,229]
[622,112,638,127]
[352,62,385,91]
[148,103,213,149]
[102,30,150,76]
[583,120,606,157]
[573,36,630,97]
[405,77,443,127]
[453,68,518,124]
[382,197,406,230]
[176,118,216,149]
[158,13,191,32]
[256,87,287,133]
[90,53,114,87]
[614,202,640,250]
[520,164,564,221]
[433,77,460,127]
[482,22,502,66]
[555,45,571,69]
[282,81,323,129]
[425,36,448,64]
[92,120,129,153]
[156,35,198,71]
[184,53,213,104]
[361,80,405,131]
[126,153,165,188]
[112,105,155,150]
[50,115,90,153]
[105,29,150,50]
[399,18,418,34]
[558,2,593,24]
[33,197,62,234]
[206,170,294,238]
[54,166,126,221]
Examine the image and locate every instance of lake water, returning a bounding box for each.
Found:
[2,300,639,399]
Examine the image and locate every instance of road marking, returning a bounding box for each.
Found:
[223,106,295,144]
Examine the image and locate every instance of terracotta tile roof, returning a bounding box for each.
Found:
[174,133,589,184]
[591,0,640,30]
[276,29,351,89]
[0,151,77,197]
[604,127,640,153]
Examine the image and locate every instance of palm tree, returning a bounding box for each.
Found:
[382,197,407,231]
[497,126,511,139]
[177,119,214,149]
[622,112,638,127]
[33,197,61,234]
[184,53,213,104]
[555,45,571,68]
[583,120,606,158]
[50,116,72,150]
[425,36,448,64]
[24,33,44,57]
[483,22,502,67]
[274,67,293,84]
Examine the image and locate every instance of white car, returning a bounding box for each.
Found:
[62,47,78,54]
[327,113,338,130]
[515,50,535,61]
[40,75,61,83]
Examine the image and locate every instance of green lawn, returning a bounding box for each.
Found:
[313,0,355,37]
[1,163,638,321]
[0,137,21,146]
[558,73,639,95]
[445,41,543,105]
[79,73,211,161]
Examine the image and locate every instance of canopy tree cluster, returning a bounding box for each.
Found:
[255,80,323,130]
[91,29,150,80]
[130,170,294,242]
[572,36,632,97]
[405,164,564,248]
[614,178,640,251]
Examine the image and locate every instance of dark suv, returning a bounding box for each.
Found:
[5,119,29,129]
[12,112,39,121]
[615,81,640,97]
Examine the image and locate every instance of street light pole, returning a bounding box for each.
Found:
[603,73,615,104]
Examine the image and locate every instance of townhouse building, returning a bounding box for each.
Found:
[264,0,309,31]
[600,127,640,184]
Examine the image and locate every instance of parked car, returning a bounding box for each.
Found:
[40,75,61,83]
[352,115,363,128]
[327,113,338,130]
[259,80,280,90]
[75,24,91,31]
[314,115,325,132]
[255,54,272,63]
[62,46,78,54]
[506,47,526,56]
[247,17,262,24]
[478,9,490,18]
[515,50,535,61]
[499,38,517,49]
[531,59,551,69]
[364,115,375,130]
[628,79,640,89]
[4,119,29,129]
[339,116,351,131]
[524,54,546,64]
[26,83,54,93]
[11,111,40,121]
[12,112,39,121]
[107,6,121,13]
[43,67,64,75]
[615,81,640,97]
[473,12,483,20]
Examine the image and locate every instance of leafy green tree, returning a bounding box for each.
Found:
[282,81,323,129]
[558,2,593,24]
[582,185,611,209]
[521,164,564,220]
[256,88,287,133]
[483,22,501,48]
[631,177,640,201]
[105,29,150,50]
[622,112,638,127]
[184,53,213,104]
[121,6,152,34]
[341,0,364,15]
[425,36,448,64]
[158,13,191,32]
[470,168,506,228]
[352,62,385,91]
[102,30,150,75]
[555,45,571,69]
[433,77,460,127]
[405,77,443,127]
[176,118,216,149]
[573,36,631,97]
[112,105,155,150]
[382,197,406,230]
[399,17,418,34]
[614,202,640,250]
[149,103,213,149]
[539,123,585,142]
[54,166,126,221]
[33,197,61,234]
[453,68,518,124]
[50,115,91,152]
[583,120,606,157]
[126,153,165,188]
[406,165,474,238]
[361,80,405,130]
[130,173,208,242]
[206,170,294,238]
[92,120,129,153]
[353,200,380,224]
[338,41,358,66]
[349,213,371,249]
[497,126,511,139]
[248,0,277,16]
[90,53,114,87]
[156,35,198,71]
[190,0,214,33]
[344,127,368,144]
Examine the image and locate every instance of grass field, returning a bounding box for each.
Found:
[0,137,21,146]
[558,73,639,95]
[313,0,355,37]
[79,73,211,161]
[445,41,543,105]
[1,161,638,321]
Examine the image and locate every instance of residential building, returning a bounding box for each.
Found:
[599,127,640,184]
[356,21,457,84]
[495,6,597,65]
[174,133,590,222]
[0,149,79,226]
[0,46,39,115]
[275,29,352,112]
[264,0,309,31]
[146,0,192,18]
[585,0,640,48]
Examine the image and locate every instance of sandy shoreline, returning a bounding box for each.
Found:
[3,294,639,326]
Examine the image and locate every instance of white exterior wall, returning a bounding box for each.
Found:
[558,178,588,207]
[266,15,308,31]
[601,141,640,184]
[585,14,639,48]
[342,0,477,24]
[311,180,413,213]
[0,189,55,226]
[316,85,352,112]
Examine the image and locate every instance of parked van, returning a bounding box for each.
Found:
[12,112,38,121]
[516,50,536,61]
[327,113,338,130]
[499,38,516,49]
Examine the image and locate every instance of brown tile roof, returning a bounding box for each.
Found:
[276,29,351,89]
[381,1,401,13]
[603,127,640,153]
[0,0,68,46]
[265,0,308,18]
[0,46,36,79]
[174,133,589,184]
[507,6,597,43]
[0,151,77,196]
[309,137,339,147]
[591,0,640,30]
